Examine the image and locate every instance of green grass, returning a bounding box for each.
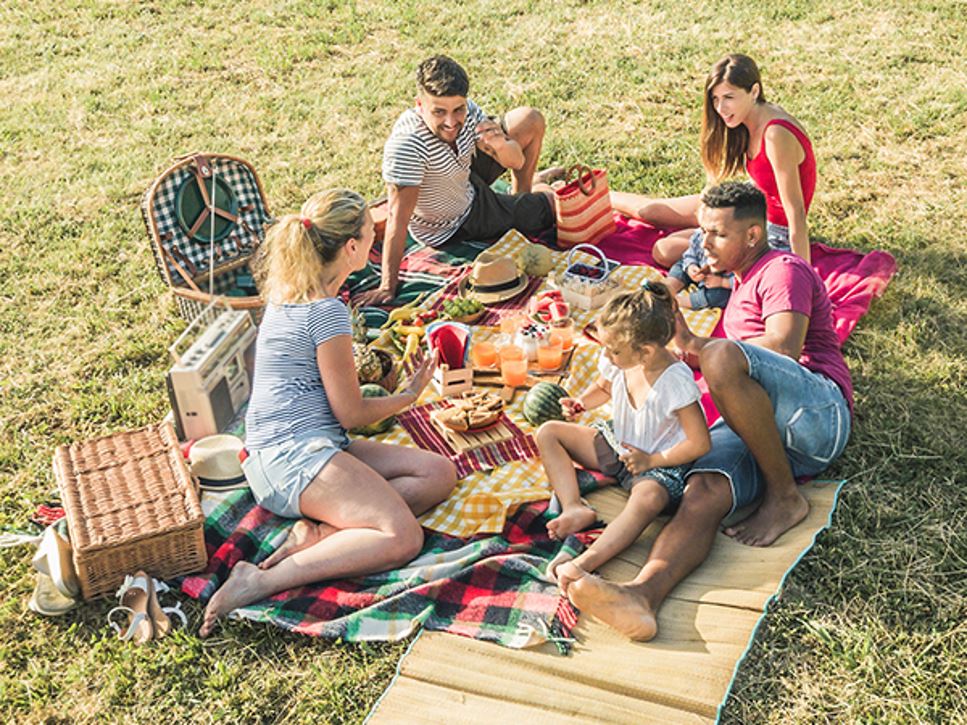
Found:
[1,0,965,722]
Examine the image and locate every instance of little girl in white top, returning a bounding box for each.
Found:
[535,282,711,592]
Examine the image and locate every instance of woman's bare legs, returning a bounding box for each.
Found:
[344,439,457,516]
[258,441,457,570]
[611,192,701,267]
[536,421,605,540]
[200,451,428,636]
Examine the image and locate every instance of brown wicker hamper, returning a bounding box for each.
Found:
[53,422,207,600]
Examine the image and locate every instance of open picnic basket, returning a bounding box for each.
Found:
[141,153,272,321]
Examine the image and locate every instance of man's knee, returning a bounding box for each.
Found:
[679,473,733,521]
[699,339,749,391]
[506,106,545,139]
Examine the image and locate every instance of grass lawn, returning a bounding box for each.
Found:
[2,0,965,722]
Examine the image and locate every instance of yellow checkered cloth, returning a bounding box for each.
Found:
[370,230,720,538]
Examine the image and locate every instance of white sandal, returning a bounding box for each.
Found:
[149,578,188,637]
[108,571,153,644]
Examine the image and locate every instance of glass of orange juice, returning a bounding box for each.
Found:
[537,334,564,371]
[471,340,498,368]
[498,343,524,362]
[501,357,528,387]
[550,318,575,351]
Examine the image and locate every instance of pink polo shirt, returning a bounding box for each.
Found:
[724,250,853,412]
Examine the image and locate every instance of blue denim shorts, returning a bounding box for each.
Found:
[241,428,350,518]
[688,342,851,514]
[591,421,689,511]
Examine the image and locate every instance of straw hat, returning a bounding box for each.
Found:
[188,434,248,491]
[456,251,529,304]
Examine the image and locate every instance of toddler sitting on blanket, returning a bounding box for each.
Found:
[662,229,733,310]
[534,282,711,592]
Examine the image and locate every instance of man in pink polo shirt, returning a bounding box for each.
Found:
[564,181,852,641]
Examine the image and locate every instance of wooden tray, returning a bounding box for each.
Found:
[472,345,574,377]
[429,411,515,453]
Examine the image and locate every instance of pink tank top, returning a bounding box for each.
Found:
[745,119,816,227]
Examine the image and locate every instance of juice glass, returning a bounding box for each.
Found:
[501,357,528,387]
[498,344,524,363]
[499,312,524,336]
[537,335,564,371]
[550,318,575,351]
[471,341,498,368]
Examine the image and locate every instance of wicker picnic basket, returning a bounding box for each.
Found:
[53,422,207,600]
[141,153,272,321]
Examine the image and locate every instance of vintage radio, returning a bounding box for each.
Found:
[166,304,256,441]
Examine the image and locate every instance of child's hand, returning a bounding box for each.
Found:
[560,397,585,420]
[686,263,706,283]
[619,443,652,475]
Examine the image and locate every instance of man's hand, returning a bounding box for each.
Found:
[355,284,396,306]
[474,118,506,152]
[619,443,653,475]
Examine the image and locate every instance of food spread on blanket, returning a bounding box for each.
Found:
[433,390,505,431]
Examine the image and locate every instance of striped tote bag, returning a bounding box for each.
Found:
[554,164,616,248]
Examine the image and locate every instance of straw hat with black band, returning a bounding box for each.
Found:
[456,252,530,304]
[188,434,249,491]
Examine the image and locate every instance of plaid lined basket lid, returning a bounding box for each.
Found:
[140,153,271,292]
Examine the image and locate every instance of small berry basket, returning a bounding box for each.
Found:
[552,243,621,310]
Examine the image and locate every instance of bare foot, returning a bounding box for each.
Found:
[724,491,809,547]
[546,550,574,581]
[534,165,566,186]
[199,561,269,638]
[546,504,597,540]
[260,519,337,570]
[554,560,588,596]
[567,575,658,641]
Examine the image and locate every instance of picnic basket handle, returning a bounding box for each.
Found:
[565,164,595,196]
[565,243,609,274]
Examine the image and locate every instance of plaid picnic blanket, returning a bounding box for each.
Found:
[398,402,539,479]
[341,227,720,538]
[182,488,594,652]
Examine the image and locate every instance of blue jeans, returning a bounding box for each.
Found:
[689,342,851,513]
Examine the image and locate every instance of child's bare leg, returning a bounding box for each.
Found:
[556,481,668,594]
[676,291,694,309]
[535,421,602,540]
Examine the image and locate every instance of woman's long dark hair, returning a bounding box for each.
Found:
[700,54,765,181]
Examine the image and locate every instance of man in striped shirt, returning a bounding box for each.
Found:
[358,55,556,305]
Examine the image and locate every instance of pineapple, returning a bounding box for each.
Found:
[353,342,384,384]
[350,305,368,343]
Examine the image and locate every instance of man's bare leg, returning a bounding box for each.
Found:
[503,107,546,194]
[700,340,809,546]
[568,474,732,640]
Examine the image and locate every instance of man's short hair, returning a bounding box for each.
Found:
[417,55,469,98]
[701,181,766,226]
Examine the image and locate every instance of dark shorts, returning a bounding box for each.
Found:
[448,148,555,244]
[591,421,689,512]
[667,260,731,310]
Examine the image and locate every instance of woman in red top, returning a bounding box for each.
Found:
[613,54,817,264]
